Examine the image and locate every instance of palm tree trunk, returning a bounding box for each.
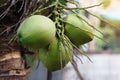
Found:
[0,37,27,80]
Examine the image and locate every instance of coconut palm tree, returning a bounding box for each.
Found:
[0,0,94,80]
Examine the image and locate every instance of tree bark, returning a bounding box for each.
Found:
[0,37,27,80]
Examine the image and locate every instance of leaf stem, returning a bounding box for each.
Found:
[59,2,103,10]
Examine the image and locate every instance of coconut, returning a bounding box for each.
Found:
[17,15,56,49]
[38,38,73,71]
[65,14,94,46]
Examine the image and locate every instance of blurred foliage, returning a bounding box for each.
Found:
[100,0,111,8]
[101,8,120,27]
[95,24,115,51]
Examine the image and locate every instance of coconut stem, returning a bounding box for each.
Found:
[47,71,52,80]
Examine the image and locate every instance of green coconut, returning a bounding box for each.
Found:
[17,15,56,49]
[65,14,94,46]
[38,38,73,71]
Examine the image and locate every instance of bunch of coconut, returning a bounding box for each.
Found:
[17,14,94,71]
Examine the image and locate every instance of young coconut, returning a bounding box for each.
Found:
[65,14,94,46]
[38,38,73,71]
[17,15,56,49]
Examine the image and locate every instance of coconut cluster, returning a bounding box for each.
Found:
[17,14,94,71]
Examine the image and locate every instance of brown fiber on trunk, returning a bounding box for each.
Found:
[0,52,27,80]
[0,36,27,80]
[0,52,24,71]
